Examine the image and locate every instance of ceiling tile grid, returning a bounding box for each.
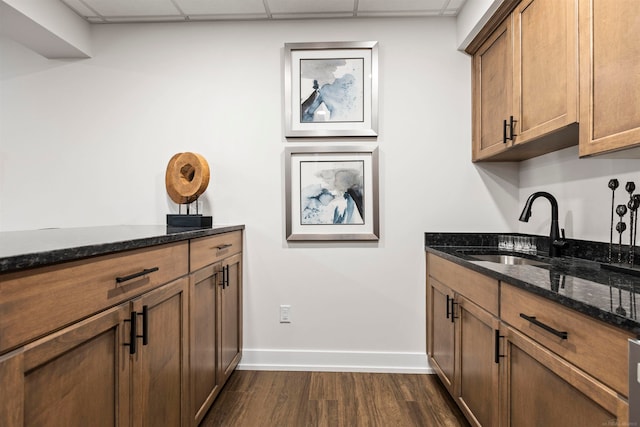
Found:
[60,0,466,23]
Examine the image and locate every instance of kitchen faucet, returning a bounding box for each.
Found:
[519,191,566,257]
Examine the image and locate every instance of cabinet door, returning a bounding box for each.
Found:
[218,252,242,385]
[0,303,131,427]
[500,325,628,427]
[472,17,513,161]
[427,277,455,393]
[190,264,221,425]
[513,0,578,145]
[456,296,500,427]
[578,0,640,156]
[131,277,189,427]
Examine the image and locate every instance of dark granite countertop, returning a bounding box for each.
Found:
[425,232,640,337]
[0,224,245,273]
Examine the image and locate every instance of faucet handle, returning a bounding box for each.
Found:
[561,228,566,239]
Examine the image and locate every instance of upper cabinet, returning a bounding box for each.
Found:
[578,0,640,157]
[469,0,639,161]
[472,0,579,162]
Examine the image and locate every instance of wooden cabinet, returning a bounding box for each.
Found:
[189,231,243,425]
[0,228,244,427]
[0,276,189,427]
[456,296,500,427]
[0,303,131,427]
[578,0,640,157]
[426,254,500,427]
[131,277,189,427]
[426,253,633,427]
[471,0,579,161]
[499,325,628,426]
[472,18,513,160]
[426,277,455,393]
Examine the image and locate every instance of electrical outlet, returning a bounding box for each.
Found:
[280,305,291,323]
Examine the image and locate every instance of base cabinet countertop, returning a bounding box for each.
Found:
[0,224,244,427]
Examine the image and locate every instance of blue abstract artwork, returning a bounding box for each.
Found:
[300,58,364,123]
[299,160,364,225]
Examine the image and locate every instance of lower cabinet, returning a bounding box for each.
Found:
[500,325,628,426]
[456,296,500,427]
[427,254,500,427]
[426,253,631,427]
[189,233,243,425]
[0,230,244,427]
[0,277,189,427]
[427,277,455,393]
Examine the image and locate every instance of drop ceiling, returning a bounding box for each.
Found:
[60,0,467,23]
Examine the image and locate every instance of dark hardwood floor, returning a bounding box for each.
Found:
[200,370,470,426]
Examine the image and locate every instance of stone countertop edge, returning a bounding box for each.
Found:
[424,243,640,338]
[0,224,245,273]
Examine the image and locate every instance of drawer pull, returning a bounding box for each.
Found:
[520,313,568,339]
[115,267,159,284]
[214,243,233,251]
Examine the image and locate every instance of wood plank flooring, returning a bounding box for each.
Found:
[200,371,470,427]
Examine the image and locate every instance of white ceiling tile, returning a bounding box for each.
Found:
[82,0,181,16]
[271,12,355,19]
[358,0,446,12]
[267,0,354,14]
[174,0,267,15]
[59,0,466,22]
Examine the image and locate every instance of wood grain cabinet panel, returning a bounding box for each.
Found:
[578,0,640,157]
[471,0,579,161]
[0,303,132,427]
[426,254,500,426]
[456,296,500,427]
[472,18,513,160]
[189,233,243,426]
[500,325,628,427]
[501,282,634,397]
[0,241,188,354]
[426,253,631,427]
[426,276,456,394]
[131,277,189,427]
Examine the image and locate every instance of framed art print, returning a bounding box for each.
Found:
[285,146,379,241]
[284,41,379,137]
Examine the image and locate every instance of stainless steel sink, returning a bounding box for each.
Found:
[469,254,549,266]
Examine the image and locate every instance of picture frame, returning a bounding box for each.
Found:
[284,41,379,138]
[285,146,379,241]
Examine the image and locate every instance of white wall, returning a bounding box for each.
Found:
[0,17,520,372]
[518,146,639,243]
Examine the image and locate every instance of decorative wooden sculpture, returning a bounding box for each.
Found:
[165,152,212,228]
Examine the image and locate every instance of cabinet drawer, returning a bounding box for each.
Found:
[427,254,499,316]
[190,231,242,272]
[501,283,634,397]
[0,241,188,354]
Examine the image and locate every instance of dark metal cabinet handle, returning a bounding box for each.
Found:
[213,243,232,251]
[446,295,451,319]
[520,313,568,339]
[225,265,230,288]
[115,267,159,284]
[138,305,149,346]
[503,119,508,144]
[509,115,517,140]
[494,329,505,364]
[450,299,458,323]
[124,311,138,354]
[218,266,227,289]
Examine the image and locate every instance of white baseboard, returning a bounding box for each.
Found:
[237,349,434,374]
